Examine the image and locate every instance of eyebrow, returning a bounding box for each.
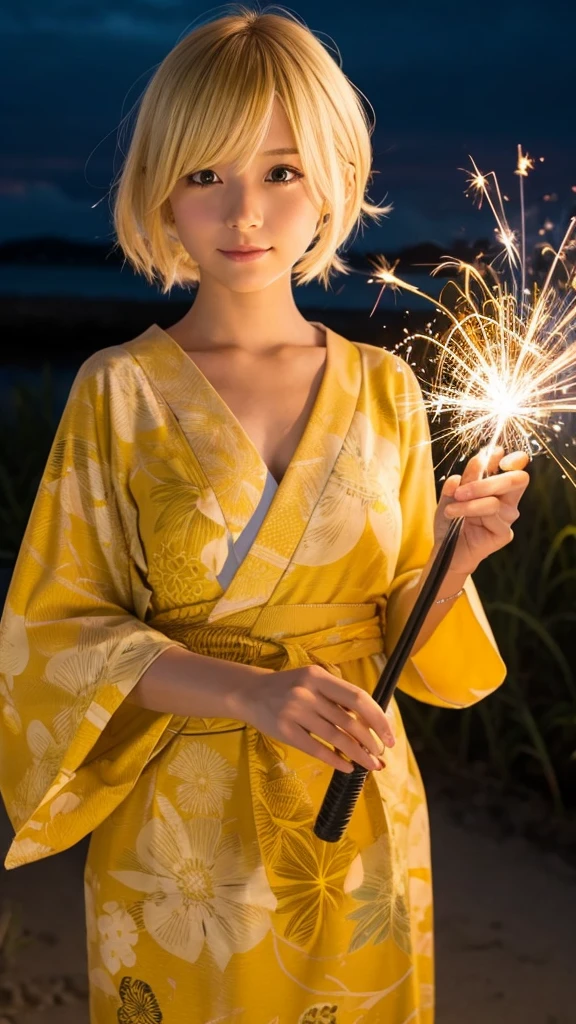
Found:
[261,147,299,156]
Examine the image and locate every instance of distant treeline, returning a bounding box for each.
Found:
[0,235,495,274]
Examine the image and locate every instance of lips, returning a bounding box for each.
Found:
[220,248,269,254]
[218,248,271,263]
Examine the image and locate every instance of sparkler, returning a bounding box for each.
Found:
[367,154,576,484]
[314,150,576,843]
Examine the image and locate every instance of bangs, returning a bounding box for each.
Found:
[167,38,279,182]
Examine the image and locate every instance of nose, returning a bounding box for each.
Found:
[224,185,264,230]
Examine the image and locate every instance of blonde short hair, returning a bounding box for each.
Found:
[112,4,390,293]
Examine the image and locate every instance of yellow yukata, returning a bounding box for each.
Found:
[0,322,506,1024]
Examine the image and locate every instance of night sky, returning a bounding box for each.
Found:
[2,0,575,252]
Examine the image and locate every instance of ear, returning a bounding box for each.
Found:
[344,161,355,201]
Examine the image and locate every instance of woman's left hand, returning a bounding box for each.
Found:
[433,446,531,576]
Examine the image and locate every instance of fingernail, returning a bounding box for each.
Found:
[370,754,382,770]
[368,728,386,755]
[456,487,471,500]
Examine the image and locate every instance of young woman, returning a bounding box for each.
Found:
[0,7,529,1023]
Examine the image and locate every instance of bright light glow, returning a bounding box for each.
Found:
[366,151,576,484]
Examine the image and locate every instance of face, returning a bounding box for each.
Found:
[167,95,323,292]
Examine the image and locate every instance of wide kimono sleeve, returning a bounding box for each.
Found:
[0,349,188,870]
[382,354,507,708]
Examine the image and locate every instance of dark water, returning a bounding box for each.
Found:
[0,264,443,307]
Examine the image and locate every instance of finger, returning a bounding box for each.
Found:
[439,474,463,503]
[445,495,501,519]
[499,450,530,472]
[457,446,505,488]
[445,501,518,536]
[301,714,383,772]
[318,677,395,747]
[288,723,355,773]
[454,508,517,538]
[453,469,530,503]
[484,507,519,532]
[445,501,520,532]
[491,503,520,525]
[316,696,388,757]
[485,445,508,476]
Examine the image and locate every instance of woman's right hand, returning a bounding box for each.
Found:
[233,663,395,773]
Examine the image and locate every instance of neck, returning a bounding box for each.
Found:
[168,274,320,354]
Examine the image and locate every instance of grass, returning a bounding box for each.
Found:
[0,899,32,977]
[0,362,59,564]
[397,453,576,816]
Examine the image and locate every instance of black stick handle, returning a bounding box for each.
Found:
[314,516,465,842]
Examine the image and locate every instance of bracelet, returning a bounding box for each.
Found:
[434,587,464,605]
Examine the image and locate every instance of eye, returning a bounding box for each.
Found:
[185,165,304,188]
[267,166,304,186]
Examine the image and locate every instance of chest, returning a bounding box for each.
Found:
[189,348,327,486]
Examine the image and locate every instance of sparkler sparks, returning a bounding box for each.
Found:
[515,145,535,178]
[367,152,576,483]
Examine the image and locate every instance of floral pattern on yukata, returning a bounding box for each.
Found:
[0,322,507,1022]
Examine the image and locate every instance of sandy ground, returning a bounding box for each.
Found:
[1,783,574,1024]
